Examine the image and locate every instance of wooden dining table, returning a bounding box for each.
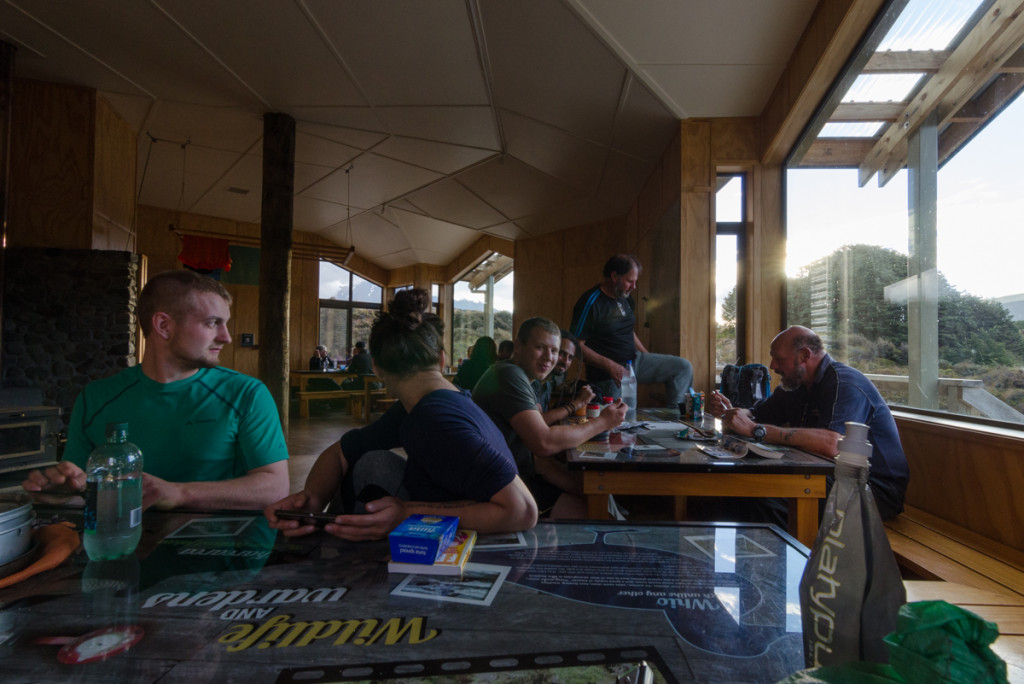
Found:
[288,369,354,392]
[566,410,835,548]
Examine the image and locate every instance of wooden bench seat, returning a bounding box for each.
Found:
[885,505,1024,598]
[296,389,364,419]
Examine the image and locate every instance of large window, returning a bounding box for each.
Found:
[318,262,382,365]
[786,94,1024,426]
[716,174,744,368]
[453,272,513,366]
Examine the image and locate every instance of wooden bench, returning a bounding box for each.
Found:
[885,505,1024,598]
[361,386,389,423]
[296,389,364,419]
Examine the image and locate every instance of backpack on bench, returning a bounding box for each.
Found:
[720,363,771,408]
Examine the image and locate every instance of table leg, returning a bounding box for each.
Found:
[587,494,611,520]
[791,498,820,548]
[673,496,687,521]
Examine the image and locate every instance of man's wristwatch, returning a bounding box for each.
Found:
[752,424,767,442]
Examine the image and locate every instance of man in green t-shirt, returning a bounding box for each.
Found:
[23,270,289,511]
[473,317,625,518]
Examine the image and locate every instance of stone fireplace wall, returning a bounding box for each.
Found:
[2,248,139,429]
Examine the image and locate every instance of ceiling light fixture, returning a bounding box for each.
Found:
[345,165,353,248]
[343,164,355,266]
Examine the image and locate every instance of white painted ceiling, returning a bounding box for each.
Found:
[2,0,817,271]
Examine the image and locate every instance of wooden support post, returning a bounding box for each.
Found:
[259,113,295,434]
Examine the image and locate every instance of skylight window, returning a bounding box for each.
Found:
[877,0,984,51]
[819,122,887,138]
[843,73,926,103]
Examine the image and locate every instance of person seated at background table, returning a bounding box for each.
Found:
[497,339,514,361]
[453,335,497,390]
[341,340,375,390]
[306,343,344,397]
[23,270,290,511]
[266,288,537,541]
[708,325,909,520]
[472,317,626,519]
[537,329,595,426]
[570,254,693,407]
[308,344,335,370]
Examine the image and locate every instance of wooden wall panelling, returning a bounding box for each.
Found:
[748,164,787,364]
[643,201,683,358]
[556,219,622,333]
[679,121,715,393]
[92,95,136,251]
[711,118,758,164]
[9,80,93,249]
[136,205,182,275]
[895,415,1024,551]
[387,265,415,288]
[512,231,564,331]
[230,284,260,377]
[290,255,319,372]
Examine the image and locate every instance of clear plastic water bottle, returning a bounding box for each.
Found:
[621,360,638,422]
[83,423,143,560]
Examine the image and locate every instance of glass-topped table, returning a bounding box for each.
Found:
[0,509,811,682]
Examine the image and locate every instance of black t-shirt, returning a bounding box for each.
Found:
[569,284,636,382]
[309,355,334,370]
[347,351,373,375]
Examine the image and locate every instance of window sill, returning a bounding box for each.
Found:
[891,407,1024,442]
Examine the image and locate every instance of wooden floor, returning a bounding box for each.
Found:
[284,403,675,521]
[284,404,364,494]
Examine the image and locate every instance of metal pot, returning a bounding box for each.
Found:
[0,492,33,529]
[0,512,35,565]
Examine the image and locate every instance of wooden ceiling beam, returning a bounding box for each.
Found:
[467,256,514,290]
[758,0,888,166]
[940,71,1024,159]
[859,0,1024,187]
[797,138,877,167]
[863,49,949,73]
[831,101,905,121]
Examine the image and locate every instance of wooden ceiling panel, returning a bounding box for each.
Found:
[371,137,495,176]
[502,111,609,194]
[301,153,442,211]
[162,0,367,107]
[305,0,488,106]
[481,0,626,141]
[455,157,586,222]
[404,179,507,230]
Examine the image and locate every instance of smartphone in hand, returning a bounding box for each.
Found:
[274,510,338,528]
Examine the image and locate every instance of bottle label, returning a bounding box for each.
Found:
[129,506,142,529]
[83,483,98,533]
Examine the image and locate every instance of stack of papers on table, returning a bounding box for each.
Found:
[699,437,787,460]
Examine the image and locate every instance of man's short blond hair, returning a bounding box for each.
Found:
[138,270,232,336]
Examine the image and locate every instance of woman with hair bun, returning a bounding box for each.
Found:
[266,288,538,541]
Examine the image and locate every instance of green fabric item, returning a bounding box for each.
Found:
[780,601,1008,684]
[883,600,1007,684]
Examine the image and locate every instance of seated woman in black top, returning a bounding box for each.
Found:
[453,336,497,391]
[266,289,537,541]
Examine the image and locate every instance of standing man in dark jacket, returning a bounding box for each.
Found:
[570,254,693,406]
